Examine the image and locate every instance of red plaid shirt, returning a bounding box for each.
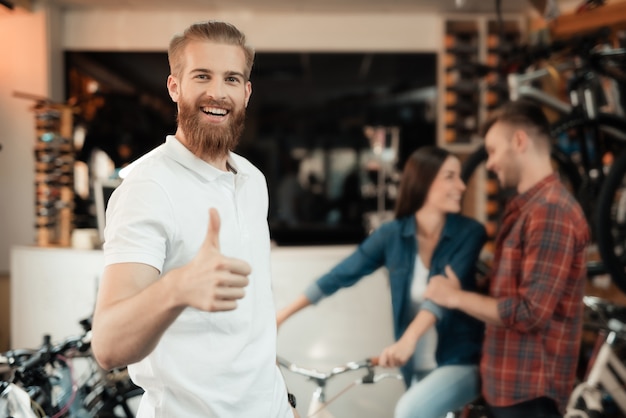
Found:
[481,173,590,412]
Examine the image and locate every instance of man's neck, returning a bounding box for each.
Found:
[517,160,553,194]
[174,130,230,172]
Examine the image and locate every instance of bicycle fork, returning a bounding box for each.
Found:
[307,385,334,418]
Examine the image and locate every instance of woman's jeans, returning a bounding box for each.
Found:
[394,364,480,418]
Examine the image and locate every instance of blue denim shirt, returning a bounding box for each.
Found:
[304,213,487,385]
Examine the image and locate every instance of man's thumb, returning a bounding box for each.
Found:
[203,207,221,251]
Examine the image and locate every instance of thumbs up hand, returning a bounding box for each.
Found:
[178,208,251,312]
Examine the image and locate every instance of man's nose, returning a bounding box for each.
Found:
[485,157,493,172]
[205,80,226,99]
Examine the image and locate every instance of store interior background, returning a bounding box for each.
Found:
[0,0,605,415]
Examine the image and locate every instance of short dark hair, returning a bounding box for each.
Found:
[394,146,452,219]
[481,100,551,145]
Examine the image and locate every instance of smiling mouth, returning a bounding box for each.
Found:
[201,106,229,116]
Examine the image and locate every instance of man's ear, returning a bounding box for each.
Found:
[167,75,180,103]
[512,129,529,152]
[244,81,252,108]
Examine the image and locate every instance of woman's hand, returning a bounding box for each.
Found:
[378,337,417,368]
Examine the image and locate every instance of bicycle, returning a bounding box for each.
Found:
[277,356,493,418]
[277,356,403,418]
[565,295,626,418]
[459,28,626,291]
[0,317,142,418]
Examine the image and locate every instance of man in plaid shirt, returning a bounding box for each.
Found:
[425,100,589,418]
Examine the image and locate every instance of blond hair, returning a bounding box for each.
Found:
[168,21,255,79]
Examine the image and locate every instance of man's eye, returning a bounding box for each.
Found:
[226,77,240,83]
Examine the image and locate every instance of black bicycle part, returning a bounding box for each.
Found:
[1,317,143,418]
[597,126,626,295]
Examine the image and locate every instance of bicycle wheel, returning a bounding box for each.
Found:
[547,113,626,294]
[82,367,144,418]
[597,145,626,294]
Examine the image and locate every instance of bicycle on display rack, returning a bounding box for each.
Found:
[566,296,626,418]
[459,28,626,291]
[277,356,492,418]
[0,317,143,418]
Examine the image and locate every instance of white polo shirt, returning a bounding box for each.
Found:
[103,136,292,418]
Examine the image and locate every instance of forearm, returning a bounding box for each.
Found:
[92,266,184,370]
[452,290,503,326]
[401,310,436,343]
[277,294,312,326]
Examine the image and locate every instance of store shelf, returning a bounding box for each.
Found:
[32,103,75,247]
[439,14,525,240]
[549,1,626,40]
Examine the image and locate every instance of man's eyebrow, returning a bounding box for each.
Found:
[190,68,212,74]
[225,70,246,79]
[189,68,245,79]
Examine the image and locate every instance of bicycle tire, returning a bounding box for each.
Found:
[82,368,144,418]
[97,385,143,418]
[566,113,626,294]
[597,124,626,295]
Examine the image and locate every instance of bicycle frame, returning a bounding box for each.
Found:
[566,297,626,417]
[508,62,574,116]
[586,329,626,412]
[566,329,626,417]
[507,58,626,143]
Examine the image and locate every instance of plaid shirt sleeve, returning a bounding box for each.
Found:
[497,201,582,331]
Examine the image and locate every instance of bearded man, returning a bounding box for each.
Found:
[91,21,296,418]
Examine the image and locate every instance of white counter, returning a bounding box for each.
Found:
[10,245,104,349]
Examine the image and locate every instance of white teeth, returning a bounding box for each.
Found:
[202,107,227,115]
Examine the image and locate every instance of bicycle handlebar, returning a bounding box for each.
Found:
[2,331,92,378]
[278,355,403,415]
[277,356,387,383]
[583,295,626,336]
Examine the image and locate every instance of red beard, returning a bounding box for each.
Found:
[177,96,246,160]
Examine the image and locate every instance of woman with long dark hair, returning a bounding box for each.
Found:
[277,146,487,418]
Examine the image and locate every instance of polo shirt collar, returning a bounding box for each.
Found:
[164,135,246,182]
